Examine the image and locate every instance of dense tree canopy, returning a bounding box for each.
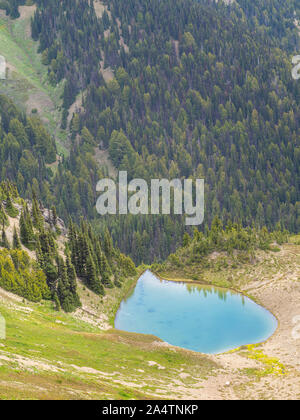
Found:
[5,0,300,263]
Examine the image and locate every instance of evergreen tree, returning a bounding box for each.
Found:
[1,227,10,249]
[51,205,57,226]
[32,192,43,230]
[57,265,74,312]
[5,193,18,218]
[20,207,35,249]
[12,226,21,249]
[0,203,8,227]
[66,256,81,308]
[85,253,105,296]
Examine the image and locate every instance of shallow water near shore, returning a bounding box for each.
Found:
[115,270,278,354]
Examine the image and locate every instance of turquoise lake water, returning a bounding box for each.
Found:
[115,270,278,354]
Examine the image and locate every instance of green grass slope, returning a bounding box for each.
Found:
[0,238,299,400]
[0,288,218,400]
[0,5,68,155]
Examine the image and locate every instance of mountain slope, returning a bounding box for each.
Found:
[0,233,299,400]
[30,0,300,263]
[0,4,68,154]
[0,180,136,313]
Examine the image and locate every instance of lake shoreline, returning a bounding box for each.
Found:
[153,270,281,352]
[103,243,299,399]
[114,269,278,355]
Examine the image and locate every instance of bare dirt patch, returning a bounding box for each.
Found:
[0,351,62,373]
[18,5,37,37]
[26,90,55,120]
[99,52,114,82]
[67,93,84,124]
[18,5,36,20]
[94,1,111,19]
[101,65,114,83]
[173,40,180,62]
[94,147,117,178]
[74,279,110,330]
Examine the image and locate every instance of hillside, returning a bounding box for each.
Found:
[0,1,299,264]
[153,219,290,287]
[0,0,299,401]
[0,3,68,155]
[28,0,300,263]
[0,180,136,311]
[0,231,299,399]
[0,189,299,400]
